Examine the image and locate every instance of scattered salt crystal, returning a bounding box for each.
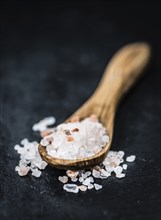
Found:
[85,171,91,177]
[20,138,29,146]
[66,170,79,178]
[58,176,68,184]
[82,177,92,186]
[89,176,94,183]
[88,183,94,190]
[71,177,78,182]
[126,155,136,162]
[116,173,125,178]
[63,184,79,193]
[113,166,123,175]
[79,185,87,192]
[31,168,42,177]
[94,183,102,190]
[14,140,48,177]
[79,177,84,182]
[15,165,30,176]
[123,164,127,170]
[92,169,101,178]
[14,144,20,151]
[32,116,56,132]
[100,169,111,178]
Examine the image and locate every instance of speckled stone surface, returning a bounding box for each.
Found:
[0,1,160,220]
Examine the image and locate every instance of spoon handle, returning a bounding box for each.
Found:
[92,42,151,124]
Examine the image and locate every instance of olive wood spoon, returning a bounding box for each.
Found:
[39,42,151,170]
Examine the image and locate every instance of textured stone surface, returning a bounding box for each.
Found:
[0,1,160,220]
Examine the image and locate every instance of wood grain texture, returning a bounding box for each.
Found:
[39,42,151,170]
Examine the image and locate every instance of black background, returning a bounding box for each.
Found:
[0,1,160,220]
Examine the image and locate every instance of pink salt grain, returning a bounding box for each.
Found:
[70,116,80,122]
[90,114,98,122]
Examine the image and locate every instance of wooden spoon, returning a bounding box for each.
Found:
[38,42,151,170]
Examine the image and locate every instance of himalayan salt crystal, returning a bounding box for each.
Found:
[15,165,30,176]
[70,116,80,123]
[63,184,79,193]
[79,185,87,192]
[72,128,79,132]
[58,176,68,184]
[126,155,136,162]
[41,129,53,138]
[90,114,98,122]
[67,136,74,142]
[123,164,128,170]
[66,170,79,178]
[94,183,102,190]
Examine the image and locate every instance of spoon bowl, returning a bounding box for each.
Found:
[38,42,151,170]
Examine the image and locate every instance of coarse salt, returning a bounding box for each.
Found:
[63,184,79,193]
[14,115,136,193]
[58,176,68,184]
[42,116,109,160]
[94,183,102,190]
[126,155,136,162]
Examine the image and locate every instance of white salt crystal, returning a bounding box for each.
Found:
[126,155,136,162]
[79,185,87,192]
[14,144,20,151]
[94,183,102,190]
[71,177,78,182]
[114,166,123,175]
[92,169,101,178]
[32,116,56,132]
[58,176,68,184]
[82,177,91,186]
[79,177,84,182]
[86,171,91,177]
[40,138,49,146]
[116,173,125,178]
[63,184,79,193]
[32,168,41,177]
[88,183,94,190]
[123,164,127,170]
[89,176,94,183]
[100,169,111,178]
[20,138,29,146]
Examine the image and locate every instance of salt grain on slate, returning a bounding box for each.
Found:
[79,185,87,192]
[58,176,68,184]
[94,183,102,190]
[123,164,128,170]
[126,155,136,162]
[63,184,79,193]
